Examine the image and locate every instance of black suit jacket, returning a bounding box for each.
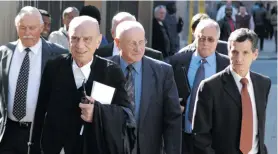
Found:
[0,38,67,142]
[193,66,271,154]
[168,47,230,107]
[30,54,130,154]
[110,55,182,154]
[95,42,164,61]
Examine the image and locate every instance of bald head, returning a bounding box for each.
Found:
[15,6,43,26]
[111,12,136,38]
[115,21,146,64]
[68,15,100,37]
[116,21,144,40]
[69,16,102,67]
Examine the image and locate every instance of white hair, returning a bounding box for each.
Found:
[194,18,220,39]
[63,7,79,19]
[115,21,144,39]
[111,12,136,33]
[15,6,44,26]
[68,16,100,36]
[154,5,166,18]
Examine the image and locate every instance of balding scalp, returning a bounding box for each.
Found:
[68,16,100,36]
[115,21,144,39]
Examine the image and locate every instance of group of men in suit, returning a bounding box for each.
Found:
[0,5,271,154]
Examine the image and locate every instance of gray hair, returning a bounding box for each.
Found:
[194,18,220,39]
[15,6,44,26]
[111,12,136,33]
[68,16,100,36]
[63,7,79,19]
[154,5,166,18]
[115,21,144,39]
[228,28,258,52]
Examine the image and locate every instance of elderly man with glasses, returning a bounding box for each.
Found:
[168,18,230,154]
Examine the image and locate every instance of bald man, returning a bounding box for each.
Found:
[29,16,132,154]
[95,12,163,60]
[110,21,182,154]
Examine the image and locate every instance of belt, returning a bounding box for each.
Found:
[8,118,32,129]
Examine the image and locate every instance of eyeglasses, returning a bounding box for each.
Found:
[127,39,148,49]
[70,36,94,44]
[198,36,216,43]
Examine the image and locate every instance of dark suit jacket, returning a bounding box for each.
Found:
[168,47,230,107]
[110,55,182,154]
[95,42,164,61]
[193,66,271,154]
[0,38,67,142]
[29,55,131,154]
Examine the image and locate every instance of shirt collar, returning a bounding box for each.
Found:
[120,56,142,74]
[17,38,42,55]
[193,51,216,66]
[72,57,93,80]
[230,67,251,85]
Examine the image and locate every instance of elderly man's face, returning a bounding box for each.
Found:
[41,15,51,38]
[117,27,146,63]
[69,22,101,66]
[195,26,218,58]
[16,14,43,47]
[229,40,258,77]
[157,8,167,21]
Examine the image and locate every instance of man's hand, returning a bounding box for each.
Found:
[180,105,185,113]
[79,96,95,122]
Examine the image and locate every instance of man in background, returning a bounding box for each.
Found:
[48,7,79,50]
[39,9,51,40]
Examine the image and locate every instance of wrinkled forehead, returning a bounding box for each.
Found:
[120,27,145,41]
[18,14,41,26]
[196,26,218,38]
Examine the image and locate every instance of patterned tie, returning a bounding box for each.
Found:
[125,65,135,112]
[13,48,31,121]
[240,78,253,154]
[188,58,207,122]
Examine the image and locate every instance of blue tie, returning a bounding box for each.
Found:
[188,58,207,123]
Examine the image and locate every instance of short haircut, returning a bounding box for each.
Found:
[79,5,101,24]
[154,5,166,18]
[228,28,258,52]
[191,13,210,31]
[111,12,136,32]
[63,7,79,19]
[15,6,44,26]
[194,18,220,39]
[68,16,100,37]
[115,21,144,39]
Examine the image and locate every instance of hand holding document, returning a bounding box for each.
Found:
[90,81,115,104]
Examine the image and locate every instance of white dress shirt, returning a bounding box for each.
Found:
[112,41,120,56]
[8,39,42,122]
[72,59,93,89]
[230,67,258,154]
[48,27,69,50]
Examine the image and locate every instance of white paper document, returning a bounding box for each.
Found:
[90,81,116,104]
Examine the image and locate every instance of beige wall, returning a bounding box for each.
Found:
[0,1,19,45]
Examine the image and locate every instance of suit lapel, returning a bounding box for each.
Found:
[222,66,241,108]
[1,41,17,104]
[41,38,52,73]
[180,50,193,75]
[250,72,263,122]
[139,57,155,129]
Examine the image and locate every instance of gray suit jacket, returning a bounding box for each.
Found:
[110,55,182,154]
[0,38,68,142]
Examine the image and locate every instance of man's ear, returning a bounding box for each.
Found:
[114,38,120,48]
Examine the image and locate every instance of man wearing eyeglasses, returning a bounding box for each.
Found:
[110,20,182,154]
[168,19,229,154]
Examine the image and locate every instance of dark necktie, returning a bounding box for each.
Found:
[240,78,253,154]
[13,48,31,121]
[188,59,207,122]
[125,65,135,112]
